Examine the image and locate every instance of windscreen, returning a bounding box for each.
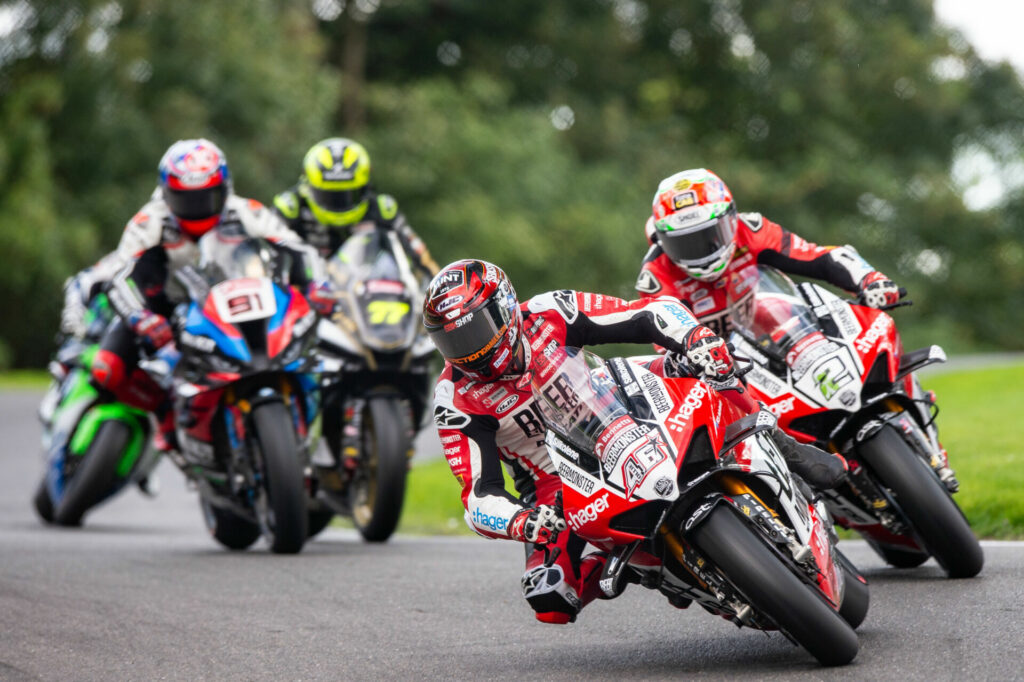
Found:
[197,229,274,285]
[729,265,818,358]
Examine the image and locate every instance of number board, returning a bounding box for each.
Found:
[209,277,277,323]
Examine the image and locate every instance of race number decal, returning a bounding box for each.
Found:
[210,277,277,323]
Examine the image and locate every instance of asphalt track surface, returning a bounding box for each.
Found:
[2,390,1023,681]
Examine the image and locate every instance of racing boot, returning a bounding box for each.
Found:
[521,564,581,624]
[772,428,848,491]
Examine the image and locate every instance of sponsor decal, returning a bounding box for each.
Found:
[442,446,460,456]
[684,500,715,531]
[839,390,857,407]
[434,269,464,290]
[622,434,670,498]
[813,357,854,400]
[542,339,560,359]
[767,396,796,416]
[453,312,475,328]
[663,302,697,331]
[666,383,707,432]
[434,295,463,313]
[440,434,461,445]
[495,394,519,414]
[181,331,216,352]
[471,508,509,532]
[640,372,672,414]
[552,290,579,323]
[692,295,717,316]
[829,299,861,338]
[746,366,787,398]
[512,404,546,439]
[433,404,471,429]
[365,279,406,295]
[546,431,581,463]
[476,383,503,401]
[665,208,706,230]
[673,179,692,191]
[595,416,645,473]
[653,476,675,498]
[673,191,697,209]
[566,492,610,531]
[854,314,892,354]
[557,462,596,495]
[787,334,837,381]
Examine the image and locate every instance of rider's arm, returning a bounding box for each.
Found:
[433,377,525,540]
[743,213,883,292]
[237,196,327,285]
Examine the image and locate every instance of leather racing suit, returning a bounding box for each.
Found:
[433,290,706,623]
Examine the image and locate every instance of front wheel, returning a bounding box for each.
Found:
[349,398,410,542]
[858,426,983,578]
[33,479,55,524]
[201,498,261,550]
[53,421,131,526]
[689,506,859,666]
[835,550,870,630]
[251,401,308,554]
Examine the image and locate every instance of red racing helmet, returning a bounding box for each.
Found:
[423,259,524,381]
[158,138,231,239]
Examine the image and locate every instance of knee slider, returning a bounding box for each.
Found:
[521,564,580,616]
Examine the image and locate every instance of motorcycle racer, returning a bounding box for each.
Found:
[91,139,327,451]
[636,168,903,338]
[424,259,844,625]
[273,137,439,278]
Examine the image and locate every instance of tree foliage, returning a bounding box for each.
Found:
[0,0,1022,366]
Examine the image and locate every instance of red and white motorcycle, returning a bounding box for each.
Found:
[533,347,864,667]
[726,265,983,578]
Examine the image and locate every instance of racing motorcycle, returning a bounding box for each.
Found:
[534,347,864,666]
[168,229,320,553]
[727,265,983,578]
[33,294,163,526]
[312,224,435,541]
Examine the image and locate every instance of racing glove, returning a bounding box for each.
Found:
[509,504,567,545]
[129,310,174,349]
[305,280,336,317]
[683,325,735,384]
[859,271,901,308]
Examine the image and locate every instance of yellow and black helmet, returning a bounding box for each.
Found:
[299,138,371,226]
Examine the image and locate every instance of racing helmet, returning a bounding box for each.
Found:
[423,259,524,381]
[158,139,231,239]
[299,137,371,227]
[651,168,738,281]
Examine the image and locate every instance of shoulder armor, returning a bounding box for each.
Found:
[274,190,301,220]
[635,268,662,295]
[376,194,399,221]
[739,212,763,232]
[527,289,579,324]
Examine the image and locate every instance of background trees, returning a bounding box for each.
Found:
[1,0,1021,367]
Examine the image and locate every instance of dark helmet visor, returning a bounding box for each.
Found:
[310,186,364,213]
[659,208,737,266]
[428,296,513,370]
[164,184,227,221]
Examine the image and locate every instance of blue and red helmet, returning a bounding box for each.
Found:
[423,259,524,381]
[158,139,231,238]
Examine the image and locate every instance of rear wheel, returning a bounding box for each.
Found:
[33,479,55,524]
[201,498,261,550]
[349,398,410,542]
[689,506,859,666]
[251,401,308,554]
[307,509,335,539]
[866,539,929,569]
[53,421,131,526]
[858,426,983,578]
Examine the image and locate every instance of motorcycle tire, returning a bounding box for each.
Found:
[307,509,335,539]
[53,420,131,526]
[858,425,983,578]
[33,479,55,524]
[865,539,929,569]
[349,397,410,543]
[835,550,870,630]
[201,498,261,551]
[251,401,308,554]
[689,505,859,666]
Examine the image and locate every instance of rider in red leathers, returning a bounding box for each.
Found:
[636,169,903,338]
[423,259,844,626]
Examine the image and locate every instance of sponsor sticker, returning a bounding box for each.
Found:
[566,492,610,531]
[557,462,596,496]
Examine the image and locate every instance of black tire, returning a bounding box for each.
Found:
[349,398,410,542]
[201,498,261,550]
[53,421,131,526]
[858,426,983,578]
[866,539,930,569]
[251,401,308,554]
[307,509,335,539]
[835,550,870,630]
[33,479,55,524]
[689,506,859,666]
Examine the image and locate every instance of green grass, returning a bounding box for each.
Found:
[0,370,50,389]
[395,363,1024,539]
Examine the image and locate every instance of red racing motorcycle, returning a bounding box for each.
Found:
[533,347,864,667]
[726,265,983,578]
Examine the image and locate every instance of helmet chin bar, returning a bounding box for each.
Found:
[678,243,735,281]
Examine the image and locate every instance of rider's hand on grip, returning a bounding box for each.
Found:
[305,280,336,317]
[859,271,901,309]
[509,503,567,545]
[129,310,173,350]
[683,325,735,382]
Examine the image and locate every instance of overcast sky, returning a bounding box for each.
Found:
[934,0,1024,72]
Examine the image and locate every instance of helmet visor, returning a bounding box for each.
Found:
[659,208,737,267]
[310,186,364,213]
[428,296,517,373]
[164,184,227,221]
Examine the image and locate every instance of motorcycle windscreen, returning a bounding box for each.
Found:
[728,265,818,358]
[531,347,633,458]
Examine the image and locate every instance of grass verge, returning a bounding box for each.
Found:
[396,363,1024,538]
[0,370,51,389]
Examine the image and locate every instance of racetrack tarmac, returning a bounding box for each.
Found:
[2,390,1022,681]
